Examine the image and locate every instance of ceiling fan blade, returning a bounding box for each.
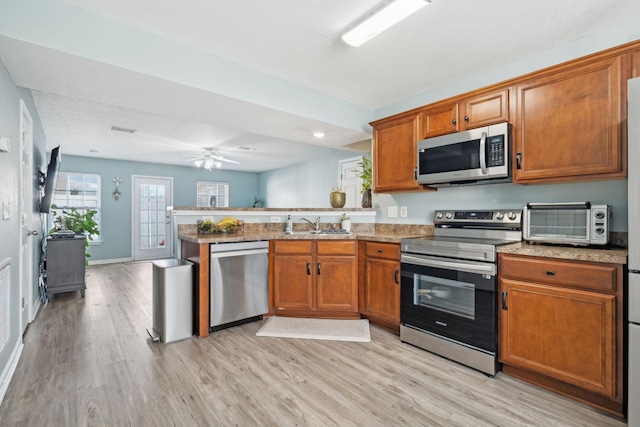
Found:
[211,155,241,164]
[183,157,203,162]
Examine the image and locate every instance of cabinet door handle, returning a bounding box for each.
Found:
[317,262,321,275]
[414,166,418,181]
[464,115,469,122]
[394,269,400,284]
[546,271,555,276]
[516,152,522,170]
[307,262,311,275]
[501,291,508,310]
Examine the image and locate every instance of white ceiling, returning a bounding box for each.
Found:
[1,0,640,172]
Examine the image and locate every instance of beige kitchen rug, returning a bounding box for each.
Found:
[256,317,371,342]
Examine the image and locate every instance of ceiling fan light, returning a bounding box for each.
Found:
[214,161,222,169]
[341,0,430,47]
[194,159,204,168]
[204,159,214,170]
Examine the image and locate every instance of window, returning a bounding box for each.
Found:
[197,181,229,207]
[50,172,102,241]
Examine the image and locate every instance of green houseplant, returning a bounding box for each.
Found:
[358,153,372,208]
[49,205,100,265]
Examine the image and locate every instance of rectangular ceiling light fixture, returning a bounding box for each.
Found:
[341,0,430,47]
[110,125,137,134]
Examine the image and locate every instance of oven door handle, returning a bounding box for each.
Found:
[401,254,496,276]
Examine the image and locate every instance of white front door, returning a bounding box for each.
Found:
[339,156,363,209]
[132,176,172,260]
[19,100,35,333]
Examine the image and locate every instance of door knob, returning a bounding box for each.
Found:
[27,230,39,236]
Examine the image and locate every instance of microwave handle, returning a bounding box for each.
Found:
[526,201,591,210]
[479,132,487,174]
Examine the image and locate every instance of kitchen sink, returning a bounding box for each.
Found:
[287,229,349,235]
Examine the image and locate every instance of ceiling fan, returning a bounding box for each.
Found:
[184,147,241,170]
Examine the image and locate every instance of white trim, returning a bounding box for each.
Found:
[30,299,41,323]
[19,99,34,336]
[0,340,23,406]
[88,257,132,265]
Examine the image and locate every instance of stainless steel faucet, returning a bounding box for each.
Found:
[301,216,321,232]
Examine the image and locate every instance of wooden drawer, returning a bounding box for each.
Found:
[365,242,400,261]
[499,254,617,293]
[317,240,356,256]
[271,240,313,254]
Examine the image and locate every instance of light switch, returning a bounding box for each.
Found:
[400,206,408,217]
[3,201,10,220]
[388,206,398,218]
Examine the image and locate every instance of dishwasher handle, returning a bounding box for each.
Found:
[209,248,268,258]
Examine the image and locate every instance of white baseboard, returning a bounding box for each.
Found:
[0,340,24,407]
[31,298,41,322]
[88,257,132,265]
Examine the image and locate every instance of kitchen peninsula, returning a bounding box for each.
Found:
[175,207,430,337]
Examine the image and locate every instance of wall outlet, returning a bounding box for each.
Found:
[271,216,281,223]
[3,201,10,220]
[202,215,215,222]
[388,206,398,218]
[400,206,407,218]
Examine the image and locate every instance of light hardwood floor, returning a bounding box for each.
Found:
[0,262,628,426]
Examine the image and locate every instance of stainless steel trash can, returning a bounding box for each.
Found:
[149,258,194,343]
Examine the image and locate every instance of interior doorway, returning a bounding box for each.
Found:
[339,156,364,209]
[132,176,173,261]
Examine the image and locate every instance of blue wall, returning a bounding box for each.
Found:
[59,155,259,261]
[258,147,359,208]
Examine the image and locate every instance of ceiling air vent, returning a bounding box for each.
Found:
[110,126,137,134]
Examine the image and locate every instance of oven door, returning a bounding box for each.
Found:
[400,253,497,353]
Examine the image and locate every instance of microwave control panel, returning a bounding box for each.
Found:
[487,135,505,167]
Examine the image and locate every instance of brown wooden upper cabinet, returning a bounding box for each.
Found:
[513,55,626,184]
[371,113,428,193]
[422,89,509,138]
[633,49,640,77]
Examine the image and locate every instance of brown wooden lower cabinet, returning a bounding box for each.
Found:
[270,239,358,318]
[498,253,624,417]
[358,241,401,332]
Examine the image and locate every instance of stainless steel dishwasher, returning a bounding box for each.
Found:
[209,240,269,331]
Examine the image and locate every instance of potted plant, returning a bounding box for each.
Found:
[330,186,346,208]
[340,213,351,233]
[49,205,100,265]
[358,153,372,208]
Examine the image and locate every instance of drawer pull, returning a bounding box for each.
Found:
[378,249,383,253]
[546,271,555,276]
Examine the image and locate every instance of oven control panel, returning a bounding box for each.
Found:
[434,210,521,227]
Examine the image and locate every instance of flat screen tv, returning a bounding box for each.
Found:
[39,146,61,214]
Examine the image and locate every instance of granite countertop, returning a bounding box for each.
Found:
[497,241,628,264]
[179,224,628,264]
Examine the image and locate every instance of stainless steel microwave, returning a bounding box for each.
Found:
[417,122,511,187]
[523,202,610,246]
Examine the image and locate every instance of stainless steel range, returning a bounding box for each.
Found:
[400,209,522,376]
